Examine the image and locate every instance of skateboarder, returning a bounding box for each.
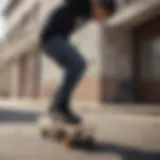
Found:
[40,0,116,124]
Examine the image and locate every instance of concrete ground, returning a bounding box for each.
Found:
[0,107,159,160]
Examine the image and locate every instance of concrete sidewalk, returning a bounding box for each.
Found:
[0,101,159,159]
[0,108,159,160]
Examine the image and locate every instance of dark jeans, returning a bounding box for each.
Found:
[43,36,86,111]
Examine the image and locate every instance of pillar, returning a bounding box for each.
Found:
[10,59,21,97]
[23,52,40,98]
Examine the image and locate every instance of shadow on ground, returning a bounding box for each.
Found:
[74,142,160,160]
[0,108,39,123]
[0,108,159,160]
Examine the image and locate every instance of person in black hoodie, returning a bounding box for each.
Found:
[40,0,116,124]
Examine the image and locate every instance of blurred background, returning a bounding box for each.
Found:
[0,0,159,160]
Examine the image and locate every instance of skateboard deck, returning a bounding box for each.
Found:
[38,115,95,148]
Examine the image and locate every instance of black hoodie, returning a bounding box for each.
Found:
[41,0,91,44]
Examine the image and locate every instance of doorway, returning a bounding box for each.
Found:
[134,17,160,103]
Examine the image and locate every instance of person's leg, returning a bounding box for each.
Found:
[43,36,86,123]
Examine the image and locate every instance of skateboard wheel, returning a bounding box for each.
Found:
[40,128,50,138]
[85,135,95,147]
[55,130,66,140]
[54,129,72,147]
[61,133,72,147]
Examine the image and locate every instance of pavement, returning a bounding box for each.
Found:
[0,106,159,160]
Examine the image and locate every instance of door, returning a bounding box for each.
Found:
[135,18,160,103]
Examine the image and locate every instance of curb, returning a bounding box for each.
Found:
[0,99,160,116]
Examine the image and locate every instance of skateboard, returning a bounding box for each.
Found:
[38,115,95,148]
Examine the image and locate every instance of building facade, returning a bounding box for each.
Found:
[0,0,160,104]
[0,0,40,99]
